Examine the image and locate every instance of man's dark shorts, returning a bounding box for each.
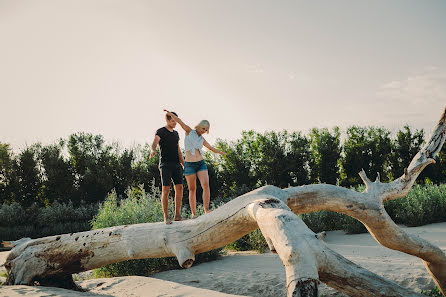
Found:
[159,162,183,186]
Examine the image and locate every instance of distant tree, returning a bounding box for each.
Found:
[390,126,424,180]
[254,131,289,188]
[342,126,392,186]
[38,141,76,205]
[287,131,312,186]
[109,146,135,196]
[132,144,161,191]
[214,131,259,197]
[15,146,43,207]
[254,131,311,188]
[67,133,115,203]
[0,143,19,204]
[309,127,341,185]
[422,145,446,184]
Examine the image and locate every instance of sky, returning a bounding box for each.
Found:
[1,0,445,152]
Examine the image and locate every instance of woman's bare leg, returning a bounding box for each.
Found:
[185,174,197,218]
[197,170,211,213]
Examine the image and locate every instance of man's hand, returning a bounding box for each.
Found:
[149,150,156,158]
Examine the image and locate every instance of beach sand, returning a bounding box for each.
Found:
[1,222,445,296]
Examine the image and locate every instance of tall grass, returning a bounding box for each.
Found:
[90,183,223,277]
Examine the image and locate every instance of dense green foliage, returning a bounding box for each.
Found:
[309,127,342,185]
[225,229,268,253]
[90,184,222,277]
[1,126,446,254]
[385,184,446,227]
[0,133,162,207]
[0,201,98,242]
[1,126,445,284]
[341,126,392,186]
[2,126,446,207]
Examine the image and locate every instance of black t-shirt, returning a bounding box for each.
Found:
[156,127,180,164]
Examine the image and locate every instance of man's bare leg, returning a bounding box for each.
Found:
[161,185,171,224]
[173,184,184,221]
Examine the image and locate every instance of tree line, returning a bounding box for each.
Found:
[1,126,445,208]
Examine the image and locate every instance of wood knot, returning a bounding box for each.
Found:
[258,198,281,208]
[182,259,194,269]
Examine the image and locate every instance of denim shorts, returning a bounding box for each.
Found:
[183,160,208,176]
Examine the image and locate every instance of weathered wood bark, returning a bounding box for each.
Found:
[3,107,446,297]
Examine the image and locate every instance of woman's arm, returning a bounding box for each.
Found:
[203,139,227,155]
[164,110,192,134]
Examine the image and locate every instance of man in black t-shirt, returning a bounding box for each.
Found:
[150,111,185,224]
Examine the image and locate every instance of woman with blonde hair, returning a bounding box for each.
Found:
[164,110,226,217]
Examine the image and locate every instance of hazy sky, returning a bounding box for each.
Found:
[1,0,445,151]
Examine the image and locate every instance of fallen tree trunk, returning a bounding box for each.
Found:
[3,190,426,297]
[3,107,446,297]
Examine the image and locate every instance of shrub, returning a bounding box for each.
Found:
[385,184,446,227]
[91,183,223,277]
[225,229,268,253]
[0,201,98,242]
[0,202,26,226]
[341,215,367,234]
[300,211,345,233]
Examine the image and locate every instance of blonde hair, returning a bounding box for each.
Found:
[195,120,210,134]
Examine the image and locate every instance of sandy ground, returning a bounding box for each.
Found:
[1,222,445,297]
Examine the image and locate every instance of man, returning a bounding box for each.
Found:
[150,111,185,224]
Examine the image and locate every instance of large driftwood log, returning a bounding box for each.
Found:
[3,107,446,297]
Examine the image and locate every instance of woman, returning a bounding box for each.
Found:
[164,110,226,218]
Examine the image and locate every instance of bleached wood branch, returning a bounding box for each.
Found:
[4,187,425,297]
[284,107,446,296]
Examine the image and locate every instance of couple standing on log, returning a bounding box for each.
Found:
[150,110,226,224]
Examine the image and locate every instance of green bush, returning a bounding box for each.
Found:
[225,229,268,253]
[91,184,223,277]
[300,211,345,233]
[246,229,268,252]
[0,202,27,226]
[0,201,98,242]
[225,233,252,251]
[385,184,446,227]
[341,215,367,234]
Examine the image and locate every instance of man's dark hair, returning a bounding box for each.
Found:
[166,111,178,121]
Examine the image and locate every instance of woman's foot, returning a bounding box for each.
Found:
[164,217,172,224]
[204,209,212,214]
[174,216,184,221]
[191,214,197,219]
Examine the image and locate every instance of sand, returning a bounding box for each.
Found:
[1,222,445,297]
